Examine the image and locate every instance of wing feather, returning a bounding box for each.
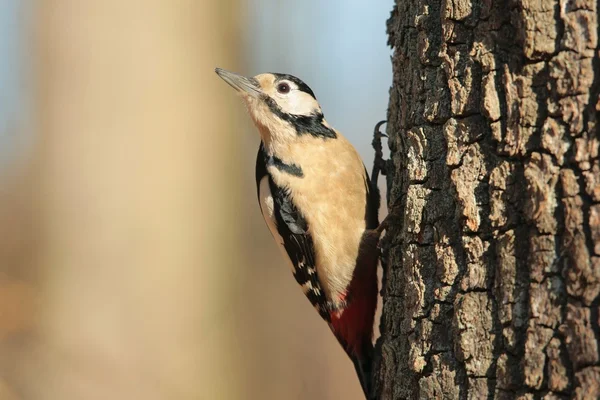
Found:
[255,144,330,321]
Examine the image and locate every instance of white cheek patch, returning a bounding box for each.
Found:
[275,91,319,116]
[258,177,295,273]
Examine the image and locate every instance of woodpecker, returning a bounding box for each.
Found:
[215,68,384,399]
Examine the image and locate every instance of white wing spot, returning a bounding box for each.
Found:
[301,281,314,294]
[259,177,295,272]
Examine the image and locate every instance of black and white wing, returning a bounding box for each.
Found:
[255,145,330,321]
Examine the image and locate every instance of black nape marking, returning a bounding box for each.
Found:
[268,155,304,177]
[264,97,337,139]
[272,73,316,99]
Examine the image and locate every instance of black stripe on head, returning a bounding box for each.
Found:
[272,73,317,99]
[264,97,337,139]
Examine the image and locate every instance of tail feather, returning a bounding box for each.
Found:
[351,343,374,400]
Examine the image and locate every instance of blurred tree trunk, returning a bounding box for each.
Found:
[9,1,245,399]
[375,0,599,398]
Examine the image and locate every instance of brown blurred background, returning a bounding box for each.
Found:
[0,1,391,399]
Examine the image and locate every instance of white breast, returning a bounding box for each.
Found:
[258,176,295,273]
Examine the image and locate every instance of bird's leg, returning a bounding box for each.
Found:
[376,212,402,236]
[370,120,388,189]
[369,120,397,238]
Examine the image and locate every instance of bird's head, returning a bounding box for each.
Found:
[215,68,336,147]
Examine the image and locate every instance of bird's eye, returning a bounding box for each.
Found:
[277,82,290,94]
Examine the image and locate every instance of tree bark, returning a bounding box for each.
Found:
[375,0,599,398]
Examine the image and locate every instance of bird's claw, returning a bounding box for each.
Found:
[370,120,389,187]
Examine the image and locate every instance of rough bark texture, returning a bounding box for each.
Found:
[376,0,599,398]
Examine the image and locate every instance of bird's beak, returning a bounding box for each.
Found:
[215,68,262,97]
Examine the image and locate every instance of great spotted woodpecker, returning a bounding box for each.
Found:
[215,68,386,399]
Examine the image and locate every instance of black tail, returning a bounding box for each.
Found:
[351,343,375,400]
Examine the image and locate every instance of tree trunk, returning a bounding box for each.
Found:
[13,2,245,399]
[375,0,599,398]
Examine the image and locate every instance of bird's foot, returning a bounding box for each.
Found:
[370,120,388,188]
[376,212,401,236]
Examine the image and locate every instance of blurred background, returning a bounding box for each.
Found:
[0,1,391,399]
